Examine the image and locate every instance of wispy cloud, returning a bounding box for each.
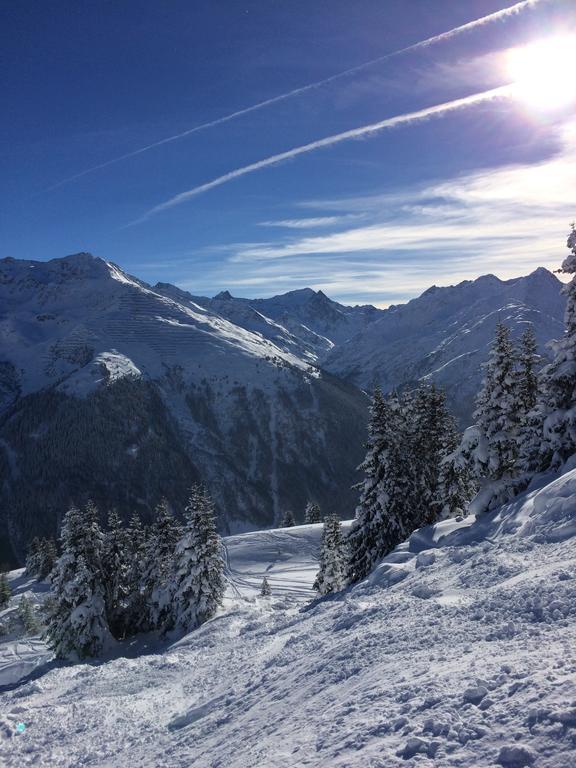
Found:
[258,214,365,229]
[133,84,513,224]
[183,120,576,305]
[45,0,542,193]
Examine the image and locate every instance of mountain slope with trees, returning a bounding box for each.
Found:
[0,254,368,565]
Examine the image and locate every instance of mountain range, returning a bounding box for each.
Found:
[0,253,565,565]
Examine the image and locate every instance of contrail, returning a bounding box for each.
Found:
[46,0,540,193]
[133,84,514,224]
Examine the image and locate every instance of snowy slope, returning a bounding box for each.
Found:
[3,471,576,766]
[0,254,566,564]
[155,268,565,428]
[223,521,352,600]
[154,283,382,363]
[325,268,565,425]
[0,523,352,690]
[0,254,368,563]
[0,570,51,687]
[154,283,332,363]
[155,269,565,429]
[0,253,309,401]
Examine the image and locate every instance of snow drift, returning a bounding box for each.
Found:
[2,468,576,766]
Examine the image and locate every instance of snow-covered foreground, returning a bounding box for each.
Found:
[3,475,576,766]
[0,524,337,693]
[0,571,52,688]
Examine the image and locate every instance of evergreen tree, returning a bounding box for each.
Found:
[123,513,149,635]
[25,537,58,580]
[46,503,111,659]
[409,384,461,525]
[141,499,180,632]
[517,326,540,418]
[537,225,576,469]
[18,596,41,634]
[37,538,58,580]
[347,391,414,583]
[101,509,129,638]
[314,514,346,595]
[172,486,225,633]
[436,449,477,519]
[280,509,296,528]
[25,538,41,577]
[347,389,389,583]
[473,322,521,480]
[304,502,322,524]
[515,327,546,477]
[0,572,11,608]
[260,576,271,597]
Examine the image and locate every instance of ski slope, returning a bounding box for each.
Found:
[2,475,576,766]
[0,570,52,688]
[222,523,351,600]
[0,522,346,691]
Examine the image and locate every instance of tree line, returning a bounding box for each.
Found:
[342,224,576,584]
[19,224,576,652]
[461,229,576,506]
[33,486,224,659]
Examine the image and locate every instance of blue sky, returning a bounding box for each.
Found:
[2,0,575,305]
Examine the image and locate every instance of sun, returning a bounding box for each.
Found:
[507,35,576,112]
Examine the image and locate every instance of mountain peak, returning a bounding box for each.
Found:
[58,252,113,272]
[525,266,559,283]
[267,287,318,306]
[214,290,233,300]
[64,251,98,262]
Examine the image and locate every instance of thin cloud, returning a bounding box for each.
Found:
[133,84,513,224]
[258,215,364,229]
[231,145,576,262]
[45,0,542,193]
[186,120,575,303]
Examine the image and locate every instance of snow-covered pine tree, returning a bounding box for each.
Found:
[18,595,41,634]
[435,447,478,520]
[409,384,462,526]
[280,509,296,527]
[37,538,58,579]
[172,485,225,633]
[473,321,521,480]
[537,225,576,469]
[25,538,41,577]
[0,572,11,608]
[304,502,322,524]
[517,326,540,419]
[123,513,149,636]
[314,514,346,595]
[260,576,271,596]
[26,537,57,580]
[45,503,111,659]
[141,499,180,633]
[347,388,389,583]
[515,326,547,477]
[102,509,129,638]
[347,390,414,583]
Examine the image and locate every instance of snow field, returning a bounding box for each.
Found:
[2,472,576,765]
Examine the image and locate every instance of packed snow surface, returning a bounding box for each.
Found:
[3,472,576,766]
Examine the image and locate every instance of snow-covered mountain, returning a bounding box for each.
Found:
[158,268,565,427]
[154,283,382,362]
[0,253,566,565]
[324,268,565,425]
[3,466,576,766]
[0,254,368,565]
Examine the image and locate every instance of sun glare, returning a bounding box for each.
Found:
[508,35,576,112]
